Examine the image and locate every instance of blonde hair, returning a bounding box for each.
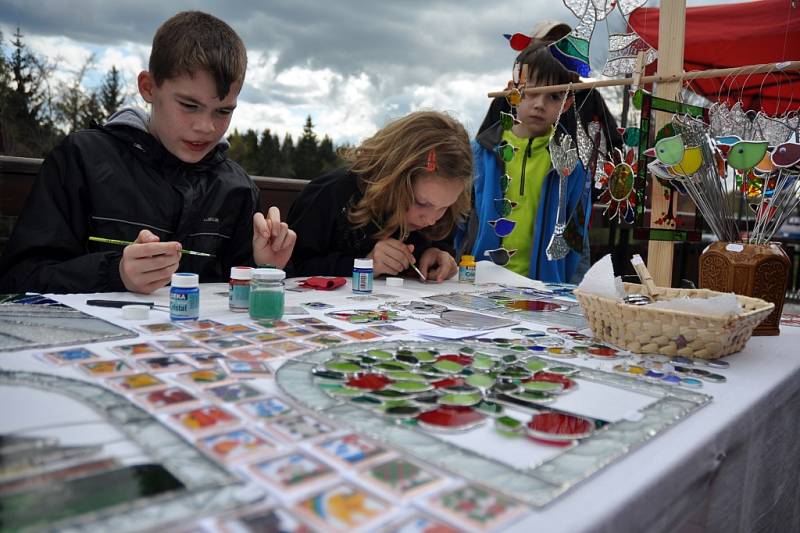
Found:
[346,111,473,241]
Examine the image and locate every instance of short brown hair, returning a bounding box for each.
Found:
[346,111,473,241]
[515,39,580,88]
[149,11,247,99]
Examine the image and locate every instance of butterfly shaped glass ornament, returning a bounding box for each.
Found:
[546,133,578,261]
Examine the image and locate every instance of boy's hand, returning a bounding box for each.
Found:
[418,247,457,282]
[253,207,296,269]
[119,229,182,294]
[368,240,415,277]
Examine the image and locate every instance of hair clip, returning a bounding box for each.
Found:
[425,149,438,172]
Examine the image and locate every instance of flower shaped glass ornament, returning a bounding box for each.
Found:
[596,146,638,223]
[546,133,579,261]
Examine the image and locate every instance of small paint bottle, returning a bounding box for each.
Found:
[249,268,285,320]
[352,258,374,293]
[228,266,253,312]
[170,273,200,321]
[458,255,476,283]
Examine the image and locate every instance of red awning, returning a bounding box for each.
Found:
[629,0,800,115]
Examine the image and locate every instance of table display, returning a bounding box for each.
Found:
[0,279,798,532]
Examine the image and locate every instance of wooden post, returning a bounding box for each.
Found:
[646,0,687,287]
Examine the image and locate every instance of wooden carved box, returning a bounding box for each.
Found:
[698,241,789,336]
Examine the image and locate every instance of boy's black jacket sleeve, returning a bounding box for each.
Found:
[0,141,128,293]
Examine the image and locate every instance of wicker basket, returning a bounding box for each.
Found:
[573,283,774,359]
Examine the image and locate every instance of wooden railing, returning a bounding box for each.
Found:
[0,155,310,253]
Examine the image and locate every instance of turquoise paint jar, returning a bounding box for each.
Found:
[229,266,253,312]
[249,268,285,320]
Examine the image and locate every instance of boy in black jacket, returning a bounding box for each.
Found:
[0,11,295,294]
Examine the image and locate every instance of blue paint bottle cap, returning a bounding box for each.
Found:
[171,273,199,287]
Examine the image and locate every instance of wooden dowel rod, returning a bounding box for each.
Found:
[487,60,800,97]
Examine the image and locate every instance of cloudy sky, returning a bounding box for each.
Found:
[0,0,744,144]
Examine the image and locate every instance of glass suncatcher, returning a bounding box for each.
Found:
[0,371,255,530]
[276,340,710,508]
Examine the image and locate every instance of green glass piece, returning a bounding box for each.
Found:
[499,111,515,131]
[475,401,504,417]
[374,361,412,372]
[501,354,518,364]
[525,360,548,373]
[350,395,382,405]
[438,392,482,407]
[385,371,428,382]
[492,382,520,394]
[727,140,769,170]
[324,361,362,373]
[653,135,684,166]
[433,359,464,374]
[509,390,554,403]
[368,389,408,399]
[466,373,495,390]
[395,354,419,365]
[522,381,563,393]
[367,349,395,360]
[388,381,433,393]
[495,415,523,435]
[472,356,495,371]
[458,346,476,355]
[412,351,437,363]
[623,127,640,147]
[500,366,531,379]
[546,366,579,376]
[383,404,421,417]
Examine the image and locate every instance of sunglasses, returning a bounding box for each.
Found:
[485,247,518,266]
[499,111,520,131]
[495,142,518,162]
[493,198,518,217]
[488,218,516,238]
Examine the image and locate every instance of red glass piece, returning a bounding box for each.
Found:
[527,412,593,439]
[505,300,562,312]
[527,372,575,390]
[436,354,473,366]
[432,377,465,389]
[347,373,392,390]
[417,406,485,429]
[588,347,618,357]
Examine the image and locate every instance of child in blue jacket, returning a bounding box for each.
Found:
[458,39,592,283]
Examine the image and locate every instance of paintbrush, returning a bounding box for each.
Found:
[89,236,215,257]
[409,261,427,282]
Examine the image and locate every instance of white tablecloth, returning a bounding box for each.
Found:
[2,276,799,533]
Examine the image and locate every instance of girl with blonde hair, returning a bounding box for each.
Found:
[287,111,472,281]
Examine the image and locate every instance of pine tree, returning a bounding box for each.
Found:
[4,27,59,156]
[292,115,322,180]
[99,65,125,119]
[317,135,339,174]
[258,129,282,177]
[280,133,295,178]
[79,91,103,129]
